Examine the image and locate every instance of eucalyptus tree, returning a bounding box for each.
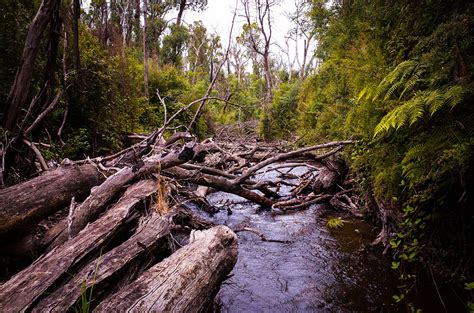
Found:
[241,0,277,104]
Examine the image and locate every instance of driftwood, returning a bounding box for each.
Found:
[0,125,357,310]
[46,142,207,249]
[0,180,157,311]
[94,226,238,312]
[165,167,275,207]
[0,164,104,236]
[33,213,172,312]
[311,159,347,194]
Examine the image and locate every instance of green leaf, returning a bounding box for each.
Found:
[465,282,474,290]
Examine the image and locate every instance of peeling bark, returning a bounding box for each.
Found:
[95,226,238,312]
[0,164,103,236]
[0,180,157,312]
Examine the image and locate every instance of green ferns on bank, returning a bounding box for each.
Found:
[292,1,474,305]
[371,60,469,137]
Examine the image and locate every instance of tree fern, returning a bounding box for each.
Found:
[374,93,425,136]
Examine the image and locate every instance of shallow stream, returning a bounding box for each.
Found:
[204,165,400,312]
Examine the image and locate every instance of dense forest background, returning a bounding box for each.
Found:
[0,0,473,309]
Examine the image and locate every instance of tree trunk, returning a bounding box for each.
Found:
[311,159,347,194]
[95,225,237,312]
[263,50,273,104]
[42,142,206,250]
[72,0,81,77]
[33,212,171,312]
[65,143,202,240]
[176,0,187,26]
[0,164,103,236]
[0,180,157,312]
[1,0,60,130]
[165,166,275,207]
[143,0,149,98]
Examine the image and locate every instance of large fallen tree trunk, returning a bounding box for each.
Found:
[0,180,157,311]
[32,213,172,312]
[47,142,209,249]
[67,143,200,238]
[0,164,104,236]
[94,225,238,312]
[32,208,216,311]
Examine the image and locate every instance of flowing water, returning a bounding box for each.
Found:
[204,165,401,312]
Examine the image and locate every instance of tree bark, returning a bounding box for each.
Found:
[0,180,157,312]
[72,0,81,77]
[33,212,171,312]
[143,0,149,98]
[65,143,202,240]
[1,0,60,130]
[165,166,275,207]
[94,225,238,312]
[176,0,187,26]
[0,164,103,236]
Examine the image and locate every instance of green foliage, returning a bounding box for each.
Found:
[0,0,37,113]
[373,60,469,137]
[295,0,474,307]
[327,217,345,229]
[160,24,189,67]
[66,26,150,155]
[260,82,300,139]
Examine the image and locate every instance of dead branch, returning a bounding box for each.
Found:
[234,227,292,243]
[22,139,48,171]
[233,142,351,184]
[24,92,62,136]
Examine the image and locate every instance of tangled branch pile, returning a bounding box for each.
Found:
[0,126,353,311]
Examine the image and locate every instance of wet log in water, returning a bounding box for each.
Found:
[95,226,238,312]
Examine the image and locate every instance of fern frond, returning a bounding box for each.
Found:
[444,85,465,109]
[357,86,368,101]
[374,85,467,137]
[373,60,417,101]
[374,93,424,136]
[384,80,404,101]
[407,95,426,126]
[425,90,445,116]
[399,74,423,100]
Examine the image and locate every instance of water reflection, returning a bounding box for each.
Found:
[205,165,399,312]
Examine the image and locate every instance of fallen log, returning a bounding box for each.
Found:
[0,179,157,312]
[32,207,216,311]
[94,225,238,312]
[61,142,204,245]
[311,158,347,194]
[165,166,275,207]
[0,164,104,236]
[233,141,351,184]
[32,213,171,312]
